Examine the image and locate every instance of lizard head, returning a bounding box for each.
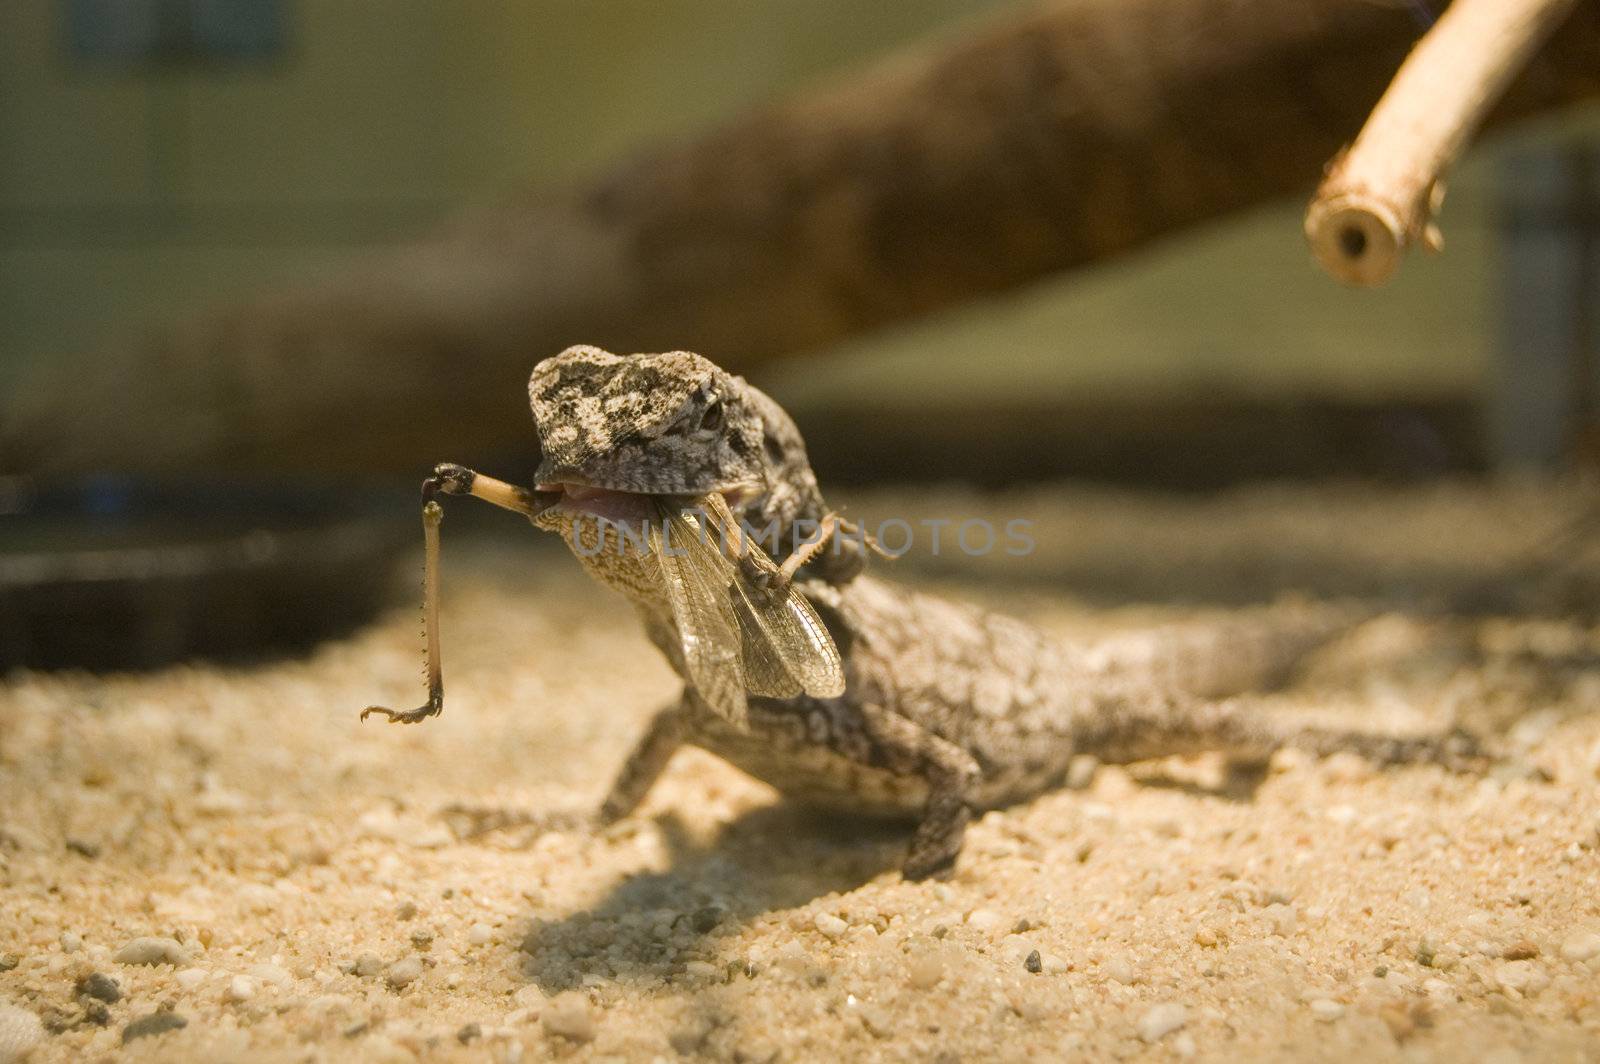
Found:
[527,345,779,528]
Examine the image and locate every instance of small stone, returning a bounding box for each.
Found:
[410,929,434,952]
[1137,1002,1188,1043]
[0,956,17,973]
[689,906,726,934]
[122,1011,188,1043]
[225,976,257,1003]
[467,923,494,947]
[1493,960,1549,997]
[65,837,101,858]
[457,1022,482,1044]
[669,1020,713,1054]
[1103,955,1137,984]
[1308,999,1344,1022]
[541,993,595,1043]
[114,936,190,967]
[1560,932,1600,962]
[175,968,208,989]
[385,956,424,990]
[59,932,83,954]
[396,901,418,920]
[906,954,944,990]
[1263,903,1297,936]
[813,913,848,939]
[965,909,1005,935]
[1502,940,1539,960]
[79,972,122,1003]
[352,952,384,978]
[249,962,292,988]
[1065,754,1099,790]
[857,1002,893,1038]
[0,1004,45,1063]
[1024,949,1042,973]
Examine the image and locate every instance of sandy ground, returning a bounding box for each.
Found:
[3,480,1600,1063]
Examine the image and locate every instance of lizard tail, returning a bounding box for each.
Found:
[1077,600,1369,701]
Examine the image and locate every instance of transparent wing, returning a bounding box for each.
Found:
[651,508,748,727]
[676,500,847,702]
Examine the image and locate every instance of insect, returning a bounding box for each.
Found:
[361,472,844,729]
[649,496,844,727]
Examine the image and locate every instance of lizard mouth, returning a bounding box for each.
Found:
[534,481,754,524]
[534,482,656,524]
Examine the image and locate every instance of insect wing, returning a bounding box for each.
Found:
[651,507,748,727]
[692,501,846,701]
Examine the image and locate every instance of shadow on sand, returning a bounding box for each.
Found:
[513,802,911,994]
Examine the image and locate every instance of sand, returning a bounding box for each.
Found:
[2,479,1600,1063]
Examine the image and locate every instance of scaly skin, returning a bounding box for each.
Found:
[473,346,1479,879]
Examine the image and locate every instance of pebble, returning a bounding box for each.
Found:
[1136,1002,1188,1043]
[114,936,191,967]
[59,932,83,954]
[1103,955,1137,984]
[813,913,848,939]
[468,923,494,947]
[541,993,596,1043]
[0,1005,45,1064]
[385,957,424,990]
[965,909,1006,935]
[1038,952,1070,975]
[122,1011,188,1043]
[1308,999,1344,1022]
[175,968,208,989]
[907,953,944,990]
[396,901,418,920]
[1493,961,1549,997]
[1065,754,1099,790]
[225,975,257,1003]
[1263,903,1297,937]
[80,972,122,1003]
[1559,931,1600,963]
[1024,949,1043,973]
[352,952,385,978]
[250,962,293,988]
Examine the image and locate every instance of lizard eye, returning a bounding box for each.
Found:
[699,400,724,433]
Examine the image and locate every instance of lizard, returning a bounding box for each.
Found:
[366,344,1479,880]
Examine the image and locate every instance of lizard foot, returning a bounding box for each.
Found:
[901,847,960,882]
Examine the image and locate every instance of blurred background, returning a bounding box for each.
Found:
[2,0,1600,667]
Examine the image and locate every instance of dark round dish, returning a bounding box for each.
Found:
[0,476,410,671]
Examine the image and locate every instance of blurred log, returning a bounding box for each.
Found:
[6,0,1600,475]
[1306,0,1582,286]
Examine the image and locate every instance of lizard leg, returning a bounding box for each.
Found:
[857,706,982,881]
[597,696,689,824]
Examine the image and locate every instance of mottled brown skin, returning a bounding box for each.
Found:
[460,346,1476,879]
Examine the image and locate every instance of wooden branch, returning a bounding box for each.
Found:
[1305,0,1582,286]
[6,0,1600,475]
